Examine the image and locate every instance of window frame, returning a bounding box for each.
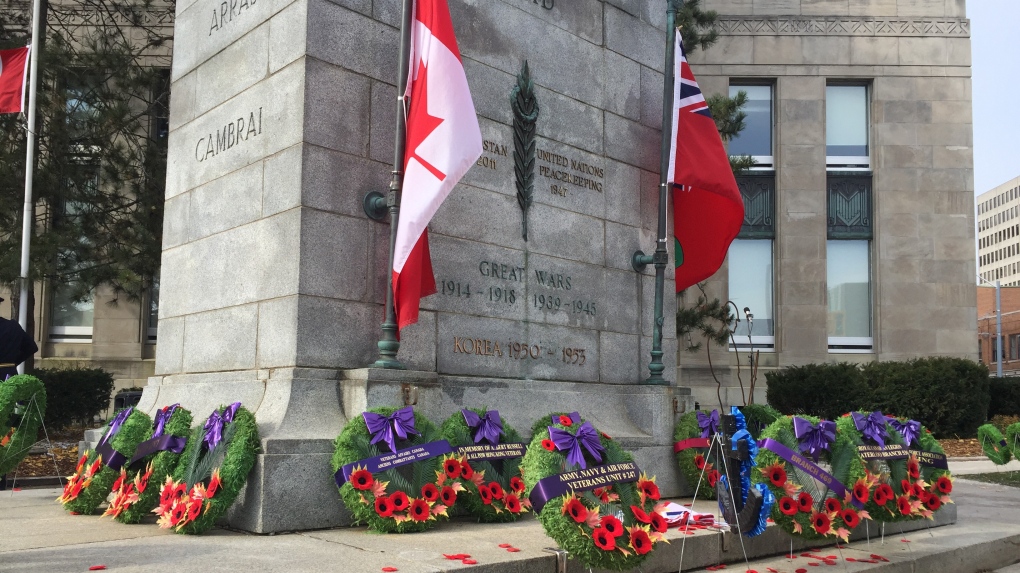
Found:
[825,83,871,170]
[727,81,775,170]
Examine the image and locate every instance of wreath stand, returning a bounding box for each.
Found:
[2,392,61,493]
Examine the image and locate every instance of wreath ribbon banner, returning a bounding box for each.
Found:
[454,442,527,461]
[760,438,863,509]
[95,407,134,471]
[128,435,187,470]
[529,461,640,512]
[333,439,453,487]
[857,443,909,461]
[673,437,710,453]
[911,449,949,470]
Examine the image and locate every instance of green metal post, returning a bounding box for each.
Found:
[642,0,679,385]
[372,0,414,369]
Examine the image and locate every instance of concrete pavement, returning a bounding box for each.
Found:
[2,463,1019,573]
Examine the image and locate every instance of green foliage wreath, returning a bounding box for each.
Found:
[740,404,782,440]
[155,404,260,534]
[521,414,667,572]
[836,413,952,524]
[106,405,193,524]
[752,414,868,542]
[672,410,718,500]
[978,423,1012,465]
[1007,423,1020,459]
[59,408,152,514]
[439,408,530,522]
[0,375,47,476]
[332,407,469,534]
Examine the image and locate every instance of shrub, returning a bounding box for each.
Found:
[33,367,114,429]
[765,363,870,421]
[863,357,989,439]
[988,377,1020,418]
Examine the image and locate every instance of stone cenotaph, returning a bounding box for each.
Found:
[143,0,684,532]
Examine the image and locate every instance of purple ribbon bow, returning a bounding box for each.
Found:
[100,407,133,447]
[852,411,888,447]
[889,418,921,447]
[152,404,179,439]
[223,402,241,424]
[697,409,720,439]
[363,406,419,453]
[203,410,224,451]
[792,417,836,461]
[462,409,503,445]
[548,422,604,470]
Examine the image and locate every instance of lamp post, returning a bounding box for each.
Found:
[978,276,1003,378]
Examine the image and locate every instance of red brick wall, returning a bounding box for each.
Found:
[977,286,1020,374]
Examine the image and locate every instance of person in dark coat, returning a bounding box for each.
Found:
[0,297,38,380]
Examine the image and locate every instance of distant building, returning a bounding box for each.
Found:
[977,285,1020,376]
[977,176,1020,285]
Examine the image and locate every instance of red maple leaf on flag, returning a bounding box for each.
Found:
[405,61,447,182]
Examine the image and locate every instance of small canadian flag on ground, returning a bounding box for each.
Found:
[0,46,30,114]
[392,0,483,331]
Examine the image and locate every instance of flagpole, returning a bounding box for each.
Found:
[16,0,44,374]
[370,0,414,369]
[635,0,679,385]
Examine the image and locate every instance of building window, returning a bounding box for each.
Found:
[147,272,159,343]
[50,286,94,342]
[728,83,773,168]
[729,172,776,351]
[826,85,869,169]
[827,240,872,352]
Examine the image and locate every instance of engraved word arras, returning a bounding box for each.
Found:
[194,107,263,162]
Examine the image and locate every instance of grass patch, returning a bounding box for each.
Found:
[962,472,1020,488]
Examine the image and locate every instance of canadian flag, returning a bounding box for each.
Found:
[0,46,30,115]
[393,0,482,331]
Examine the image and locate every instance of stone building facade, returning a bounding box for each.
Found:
[684,0,978,407]
[977,175,1020,286]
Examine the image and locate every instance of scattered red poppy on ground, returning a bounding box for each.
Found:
[796,569,808,573]
[808,562,819,566]
[443,553,470,560]
[901,538,911,542]
[846,557,856,562]
[88,567,107,571]
[870,554,889,561]
[462,558,477,565]
[498,543,512,548]
[381,568,398,572]
[786,554,798,559]
[506,547,520,553]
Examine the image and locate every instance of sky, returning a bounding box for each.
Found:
[970,1,1020,195]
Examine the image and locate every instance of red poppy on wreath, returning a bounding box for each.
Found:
[541,439,555,451]
[510,476,525,493]
[897,496,911,516]
[170,501,188,526]
[875,483,894,505]
[112,474,125,493]
[924,493,942,511]
[504,493,522,514]
[558,415,573,427]
[409,498,431,522]
[421,483,439,502]
[75,454,87,473]
[841,508,860,529]
[186,499,202,522]
[460,462,473,480]
[350,468,374,491]
[443,458,461,479]
[650,511,668,533]
[375,496,394,517]
[936,476,952,495]
[907,457,920,480]
[593,486,611,502]
[911,482,924,498]
[601,514,623,537]
[172,481,187,501]
[207,469,222,499]
[762,462,787,487]
[488,482,504,500]
[852,479,870,504]
[811,511,831,534]
[779,496,798,516]
[389,491,410,512]
[707,469,720,488]
[824,497,842,514]
[563,497,588,523]
[159,477,175,507]
[600,431,612,441]
[478,485,492,505]
[694,454,706,470]
[797,491,814,513]
[630,505,651,524]
[440,486,457,506]
[592,527,616,551]
[628,526,653,555]
[637,476,660,502]
[900,479,913,496]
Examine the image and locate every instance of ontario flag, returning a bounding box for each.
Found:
[392,0,482,330]
[0,46,30,114]
[666,32,744,292]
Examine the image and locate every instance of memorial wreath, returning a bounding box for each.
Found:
[332,406,469,533]
[753,413,871,542]
[104,404,193,523]
[0,374,46,476]
[836,411,952,523]
[522,412,667,571]
[673,409,721,500]
[59,407,152,514]
[439,408,530,522]
[153,403,259,534]
[977,423,1012,465]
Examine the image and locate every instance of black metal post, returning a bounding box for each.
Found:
[372,0,414,369]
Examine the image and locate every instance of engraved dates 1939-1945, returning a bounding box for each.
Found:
[438,260,596,317]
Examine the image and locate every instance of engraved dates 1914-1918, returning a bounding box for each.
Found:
[438,260,596,317]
